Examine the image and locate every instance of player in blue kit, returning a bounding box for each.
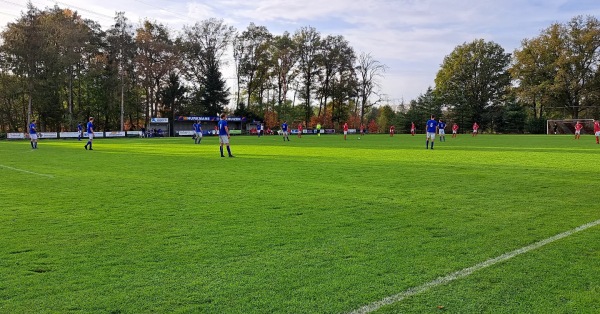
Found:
[193,121,202,144]
[426,115,438,150]
[256,123,262,138]
[77,122,83,141]
[84,117,94,150]
[438,119,446,142]
[29,119,38,149]
[281,121,290,141]
[218,113,234,157]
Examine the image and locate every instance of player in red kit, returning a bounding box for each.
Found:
[343,122,349,140]
[575,121,583,139]
[472,122,479,137]
[298,123,303,138]
[593,120,600,143]
[452,123,459,138]
[389,125,395,137]
[410,122,415,136]
[359,123,365,136]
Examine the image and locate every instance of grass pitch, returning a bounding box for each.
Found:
[1,134,599,313]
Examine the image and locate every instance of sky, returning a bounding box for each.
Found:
[2,0,600,106]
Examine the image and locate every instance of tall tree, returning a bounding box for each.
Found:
[435,39,511,129]
[356,52,387,123]
[294,26,322,125]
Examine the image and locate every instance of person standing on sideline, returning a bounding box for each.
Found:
[29,119,38,149]
[256,123,262,138]
[575,121,583,140]
[472,122,479,137]
[411,122,416,136]
[426,115,438,150]
[218,113,234,157]
[438,119,446,142]
[77,122,83,141]
[282,121,290,141]
[84,117,94,150]
[343,122,349,140]
[193,120,202,144]
[594,120,600,144]
[452,123,459,138]
[553,123,558,135]
[316,123,322,137]
[389,125,395,137]
[298,123,303,138]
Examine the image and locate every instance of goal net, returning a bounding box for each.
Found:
[547,119,595,135]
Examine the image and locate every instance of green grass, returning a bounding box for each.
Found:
[1,133,599,313]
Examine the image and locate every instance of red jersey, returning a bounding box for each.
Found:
[473,123,479,130]
[575,123,583,131]
[411,123,415,130]
[389,126,395,132]
[594,122,600,132]
[452,124,459,131]
[298,124,303,131]
[343,123,348,131]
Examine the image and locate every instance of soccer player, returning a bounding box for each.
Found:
[343,122,348,140]
[472,122,479,137]
[77,122,82,141]
[193,120,202,144]
[256,123,262,138]
[411,122,416,136]
[298,123,303,138]
[282,120,290,141]
[452,123,459,138]
[575,121,583,140]
[426,115,438,149]
[29,119,38,149]
[553,123,558,135]
[360,123,365,136]
[84,117,94,150]
[218,113,234,157]
[316,123,321,137]
[438,119,446,142]
[594,120,600,144]
[389,125,395,137]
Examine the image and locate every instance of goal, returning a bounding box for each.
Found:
[546,119,595,135]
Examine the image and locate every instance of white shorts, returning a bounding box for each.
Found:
[473,129,478,133]
[195,132,203,138]
[452,130,457,134]
[219,135,229,144]
[411,129,415,133]
[344,131,348,135]
[575,130,581,135]
[283,131,289,137]
[426,132,436,140]
[88,133,94,140]
[439,129,445,135]
[595,131,600,136]
[30,134,37,140]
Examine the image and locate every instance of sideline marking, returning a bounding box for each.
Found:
[0,164,54,178]
[350,218,600,314]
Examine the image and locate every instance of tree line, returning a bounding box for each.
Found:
[1,3,599,135]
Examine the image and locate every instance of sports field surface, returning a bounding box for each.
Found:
[1,133,599,313]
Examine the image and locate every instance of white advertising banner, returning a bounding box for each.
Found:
[178,130,195,136]
[7,133,25,139]
[105,131,126,138]
[84,132,104,138]
[127,131,142,137]
[38,132,58,139]
[151,118,169,123]
[60,132,80,138]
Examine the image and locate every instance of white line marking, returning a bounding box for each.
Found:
[350,218,600,314]
[0,164,54,178]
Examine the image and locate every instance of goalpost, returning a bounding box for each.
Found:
[546,119,595,135]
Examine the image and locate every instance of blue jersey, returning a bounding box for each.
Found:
[282,123,288,132]
[426,119,438,133]
[193,123,202,132]
[29,122,36,134]
[77,124,82,131]
[256,124,261,131]
[218,119,228,135]
[439,122,446,130]
[87,121,94,133]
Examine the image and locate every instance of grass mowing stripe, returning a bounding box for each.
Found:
[0,164,54,178]
[350,218,600,314]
